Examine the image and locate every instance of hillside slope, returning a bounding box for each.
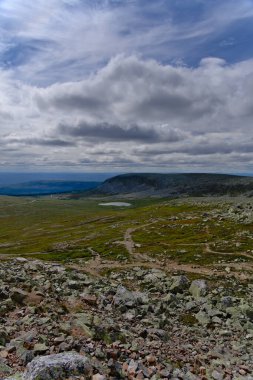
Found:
[95,173,253,197]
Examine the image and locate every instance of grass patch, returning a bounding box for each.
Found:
[180,313,198,326]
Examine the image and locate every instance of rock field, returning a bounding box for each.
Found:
[0,258,252,380]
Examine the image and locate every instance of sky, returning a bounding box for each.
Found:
[1,0,253,173]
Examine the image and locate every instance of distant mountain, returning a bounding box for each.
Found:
[0,181,100,196]
[0,172,116,186]
[94,173,253,197]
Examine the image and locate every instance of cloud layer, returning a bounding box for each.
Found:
[0,55,253,171]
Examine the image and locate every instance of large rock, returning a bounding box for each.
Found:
[170,276,190,294]
[71,313,93,338]
[10,288,28,305]
[4,375,22,380]
[23,352,92,380]
[113,285,148,308]
[143,270,166,283]
[189,280,208,299]
[0,286,9,300]
[0,329,8,345]
[0,359,12,375]
[220,296,233,308]
[195,311,210,325]
[33,343,49,354]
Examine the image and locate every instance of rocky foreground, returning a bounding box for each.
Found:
[0,259,252,379]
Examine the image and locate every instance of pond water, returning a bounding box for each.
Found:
[99,202,132,207]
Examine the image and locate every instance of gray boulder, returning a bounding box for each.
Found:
[23,352,92,380]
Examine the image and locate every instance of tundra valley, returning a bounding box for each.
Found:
[0,174,252,380]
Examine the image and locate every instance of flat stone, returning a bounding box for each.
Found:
[212,370,223,380]
[33,343,49,354]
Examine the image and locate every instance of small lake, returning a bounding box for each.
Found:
[99,202,132,207]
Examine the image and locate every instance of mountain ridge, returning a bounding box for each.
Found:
[94,172,253,197]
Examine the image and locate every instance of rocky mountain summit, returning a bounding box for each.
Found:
[0,258,252,379]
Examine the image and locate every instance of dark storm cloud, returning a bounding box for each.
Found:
[49,95,107,112]
[59,122,157,142]
[4,137,76,147]
[134,140,253,157]
[58,121,186,143]
[28,138,76,147]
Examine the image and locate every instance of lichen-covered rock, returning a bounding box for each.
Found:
[189,280,208,299]
[23,352,92,380]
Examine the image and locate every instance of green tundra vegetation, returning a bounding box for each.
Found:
[0,195,252,265]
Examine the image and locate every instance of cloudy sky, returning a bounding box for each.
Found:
[1,0,253,173]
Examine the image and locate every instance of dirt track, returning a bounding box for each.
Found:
[1,219,252,281]
[70,222,253,280]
